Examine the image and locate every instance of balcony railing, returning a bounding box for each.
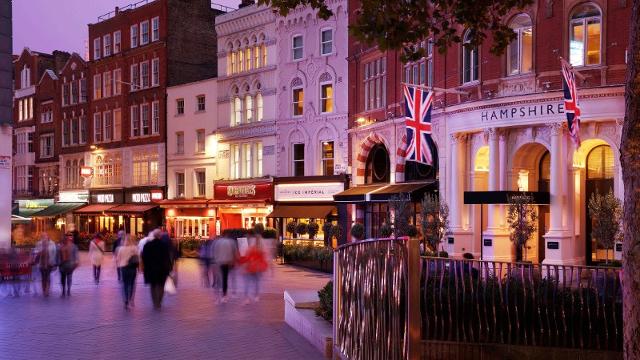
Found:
[97,0,157,22]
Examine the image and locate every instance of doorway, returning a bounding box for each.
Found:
[585,145,615,264]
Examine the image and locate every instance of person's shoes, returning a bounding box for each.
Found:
[221,296,228,303]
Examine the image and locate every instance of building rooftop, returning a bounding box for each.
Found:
[96,0,234,23]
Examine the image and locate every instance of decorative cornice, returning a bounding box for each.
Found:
[217,121,277,141]
[449,133,468,144]
[548,122,565,136]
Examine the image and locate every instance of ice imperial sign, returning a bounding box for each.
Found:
[481,102,565,122]
[275,183,345,202]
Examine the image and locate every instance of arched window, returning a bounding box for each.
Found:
[587,145,614,179]
[65,160,72,186]
[256,93,263,121]
[569,3,602,67]
[462,31,479,83]
[78,159,84,188]
[230,51,236,75]
[245,47,252,71]
[245,95,253,123]
[233,97,242,125]
[238,49,244,72]
[507,14,533,75]
[72,160,78,188]
[365,144,390,184]
[21,65,31,89]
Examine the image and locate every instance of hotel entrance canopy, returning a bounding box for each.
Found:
[463,191,550,205]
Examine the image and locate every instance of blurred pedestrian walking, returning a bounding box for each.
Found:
[57,233,79,297]
[113,229,125,282]
[214,231,239,302]
[199,238,215,288]
[34,233,57,297]
[141,229,172,310]
[89,233,105,284]
[239,236,268,304]
[115,235,139,310]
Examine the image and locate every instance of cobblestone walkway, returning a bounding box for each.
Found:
[0,253,330,360]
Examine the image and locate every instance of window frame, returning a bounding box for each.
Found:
[292,87,304,117]
[103,34,112,57]
[130,24,139,48]
[321,140,335,176]
[40,133,54,159]
[175,171,185,198]
[194,169,206,198]
[320,28,333,56]
[569,4,602,67]
[462,31,480,84]
[93,112,103,143]
[152,58,160,86]
[176,98,185,115]
[140,20,150,45]
[113,31,121,53]
[292,34,304,61]
[196,95,206,112]
[176,131,185,155]
[151,16,160,42]
[292,143,305,177]
[507,14,534,76]
[320,82,334,114]
[93,38,101,60]
[196,129,206,154]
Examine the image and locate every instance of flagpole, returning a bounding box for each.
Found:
[401,82,469,96]
[559,57,587,81]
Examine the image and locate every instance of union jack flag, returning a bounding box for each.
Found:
[403,84,434,165]
[561,58,581,147]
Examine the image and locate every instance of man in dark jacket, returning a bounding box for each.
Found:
[141,230,172,309]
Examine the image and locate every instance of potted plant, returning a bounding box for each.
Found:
[588,190,622,264]
[350,223,365,242]
[506,194,537,262]
[388,194,412,238]
[421,194,449,256]
[330,224,342,247]
[286,220,297,238]
[296,222,309,238]
[263,227,277,240]
[308,221,320,240]
[379,223,393,238]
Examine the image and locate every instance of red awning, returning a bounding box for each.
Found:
[74,204,117,214]
[105,204,158,214]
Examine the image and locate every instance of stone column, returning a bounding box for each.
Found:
[483,128,511,261]
[544,122,573,264]
[449,133,467,231]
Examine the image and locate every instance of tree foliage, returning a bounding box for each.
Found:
[388,194,413,238]
[259,0,533,60]
[421,194,449,252]
[506,194,537,262]
[588,190,622,263]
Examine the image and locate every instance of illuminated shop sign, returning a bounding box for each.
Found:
[132,193,151,203]
[96,194,115,203]
[58,190,89,203]
[275,182,345,202]
[17,199,54,211]
[214,182,273,201]
[480,102,564,123]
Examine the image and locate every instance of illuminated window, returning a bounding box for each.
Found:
[570,4,601,67]
[321,141,334,176]
[256,93,263,121]
[256,142,263,177]
[292,87,304,116]
[507,14,533,75]
[245,96,253,123]
[587,145,614,179]
[320,83,333,113]
[364,58,386,110]
[244,143,252,178]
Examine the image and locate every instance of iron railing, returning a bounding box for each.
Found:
[422,257,623,352]
[333,238,421,360]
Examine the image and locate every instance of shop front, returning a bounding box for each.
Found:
[75,187,163,237]
[11,199,54,245]
[333,180,439,243]
[159,199,216,240]
[210,179,273,233]
[269,176,347,245]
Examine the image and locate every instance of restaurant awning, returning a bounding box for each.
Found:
[333,181,438,203]
[368,181,438,202]
[105,204,158,214]
[267,205,335,219]
[73,204,117,214]
[11,214,32,224]
[333,184,387,203]
[31,203,86,218]
[463,191,550,205]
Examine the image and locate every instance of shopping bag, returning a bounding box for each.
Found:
[164,276,177,295]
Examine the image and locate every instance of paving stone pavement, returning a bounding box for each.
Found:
[0,253,331,360]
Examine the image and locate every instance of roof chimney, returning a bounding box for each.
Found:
[115,6,120,15]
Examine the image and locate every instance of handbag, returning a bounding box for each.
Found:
[164,276,177,295]
[127,254,140,267]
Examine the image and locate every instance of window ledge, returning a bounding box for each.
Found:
[195,110,206,114]
[460,80,480,88]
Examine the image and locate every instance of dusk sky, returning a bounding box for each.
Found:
[13,0,238,57]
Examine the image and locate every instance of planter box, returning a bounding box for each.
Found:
[284,290,333,358]
[285,259,333,273]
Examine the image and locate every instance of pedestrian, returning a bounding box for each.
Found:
[115,235,139,310]
[34,233,57,297]
[57,233,79,297]
[141,229,172,310]
[214,231,239,302]
[199,238,214,287]
[113,229,125,282]
[161,232,179,288]
[89,233,105,284]
[239,237,268,304]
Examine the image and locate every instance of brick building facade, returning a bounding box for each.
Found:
[346,0,631,265]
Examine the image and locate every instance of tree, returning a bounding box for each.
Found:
[421,194,449,254]
[588,190,623,264]
[259,0,640,356]
[388,194,412,238]
[506,194,537,262]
